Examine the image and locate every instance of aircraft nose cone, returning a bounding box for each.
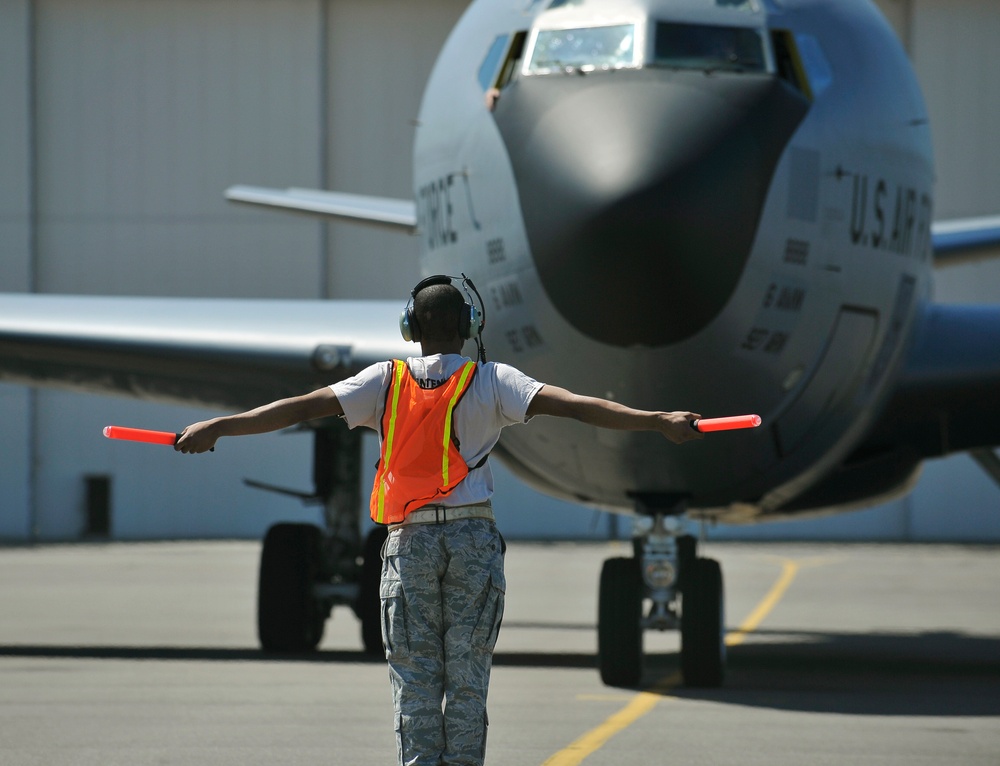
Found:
[493,71,808,347]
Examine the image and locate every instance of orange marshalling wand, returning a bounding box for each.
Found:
[691,414,762,433]
[103,425,178,446]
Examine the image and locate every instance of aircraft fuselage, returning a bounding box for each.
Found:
[414,0,934,519]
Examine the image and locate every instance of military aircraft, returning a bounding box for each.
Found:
[2,0,1000,688]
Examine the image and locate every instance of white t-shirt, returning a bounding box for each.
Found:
[330,354,544,507]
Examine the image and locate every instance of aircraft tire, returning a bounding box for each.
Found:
[680,557,725,687]
[598,556,643,687]
[257,523,325,653]
[357,525,388,655]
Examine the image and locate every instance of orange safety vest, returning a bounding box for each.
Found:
[370,359,478,525]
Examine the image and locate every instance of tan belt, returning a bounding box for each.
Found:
[389,503,494,530]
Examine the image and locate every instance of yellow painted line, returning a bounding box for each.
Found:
[541,684,674,766]
[725,559,799,648]
[541,559,800,766]
[575,694,640,702]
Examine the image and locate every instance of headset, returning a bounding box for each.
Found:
[400,273,488,362]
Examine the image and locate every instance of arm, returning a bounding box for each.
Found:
[525,385,702,445]
[174,387,344,454]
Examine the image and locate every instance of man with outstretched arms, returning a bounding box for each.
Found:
[176,275,701,766]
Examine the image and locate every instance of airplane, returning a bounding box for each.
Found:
[2,0,1000,689]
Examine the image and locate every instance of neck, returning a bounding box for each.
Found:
[419,338,465,357]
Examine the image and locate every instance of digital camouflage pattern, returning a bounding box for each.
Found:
[381,518,506,766]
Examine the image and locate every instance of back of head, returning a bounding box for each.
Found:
[413,284,465,342]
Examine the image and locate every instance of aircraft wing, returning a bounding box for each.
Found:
[872,213,1000,454]
[860,302,1000,458]
[0,294,410,412]
[932,215,1000,265]
[225,185,418,233]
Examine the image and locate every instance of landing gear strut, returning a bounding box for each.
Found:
[597,495,725,687]
[251,423,384,655]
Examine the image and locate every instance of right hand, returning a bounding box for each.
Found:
[657,411,703,444]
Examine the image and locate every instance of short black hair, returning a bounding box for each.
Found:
[413,283,464,342]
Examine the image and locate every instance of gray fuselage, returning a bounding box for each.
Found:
[413,0,934,519]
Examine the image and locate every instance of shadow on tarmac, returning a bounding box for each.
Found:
[644,627,1000,717]
[3,627,999,719]
[0,645,385,664]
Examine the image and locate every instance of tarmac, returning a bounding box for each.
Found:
[1,539,998,765]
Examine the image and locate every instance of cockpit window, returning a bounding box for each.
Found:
[653,22,765,72]
[526,24,637,74]
[478,34,510,91]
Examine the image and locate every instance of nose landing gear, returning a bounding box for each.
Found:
[597,495,725,687]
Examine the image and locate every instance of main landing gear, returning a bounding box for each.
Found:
[597,495,725,688]
[248,423,385,655]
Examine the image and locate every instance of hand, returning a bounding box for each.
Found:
[657,411,703,444]
[174,419,221,454]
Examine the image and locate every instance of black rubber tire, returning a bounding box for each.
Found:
[257,523,325,652]
[598,556,644,687]
[357,525,388,655]
[676,534,696,591]
[680,557,725,687]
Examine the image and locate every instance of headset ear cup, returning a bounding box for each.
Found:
[458,303,471,340]
[399,306,419,342]
[466,303,482,340]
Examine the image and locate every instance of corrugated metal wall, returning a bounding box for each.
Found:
[33,0,325,298]
[0,0,997,541]
[324,0,460,299]
[0,0,466,541]
[0,1,34,540]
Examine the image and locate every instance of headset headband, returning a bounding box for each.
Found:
[411,274,454,298]
[401,273,488,362]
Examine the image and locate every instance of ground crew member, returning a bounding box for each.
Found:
[175,275,702,765]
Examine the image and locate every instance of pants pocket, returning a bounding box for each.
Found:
[380,577,409,659]
[471,576,505,655]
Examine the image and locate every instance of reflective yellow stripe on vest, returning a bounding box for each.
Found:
[442,361,475,487]
[375,359,407,524]
[371,359,477,525]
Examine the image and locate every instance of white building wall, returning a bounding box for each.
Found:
[33,0,325,298]
[8,0,331,541]
[0,0,33,292]
[0,1,34,539]
[322,0,467,301]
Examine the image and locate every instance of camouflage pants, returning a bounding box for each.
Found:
[380,518,506,766]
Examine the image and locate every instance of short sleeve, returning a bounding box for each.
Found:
[329,361,391,431]
[491,362,544,425]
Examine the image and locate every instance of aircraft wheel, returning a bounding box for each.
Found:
[356,525,388,655]
[257,523,325,652]
[598,556,643,687]
[680,557,725,687]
